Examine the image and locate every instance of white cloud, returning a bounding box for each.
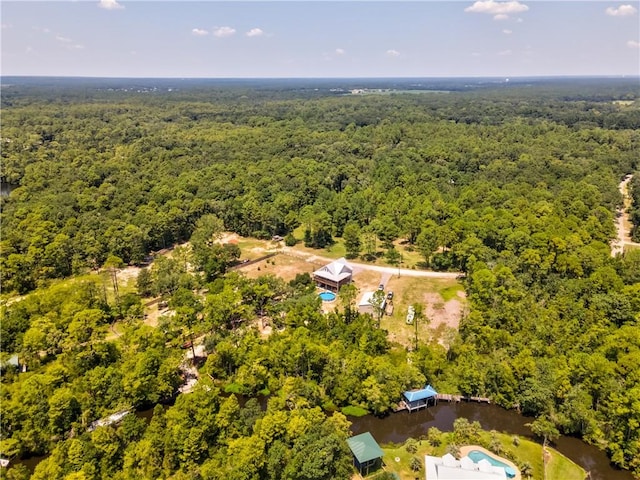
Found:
[465,0,529,19]
[56,35,72,43]
[98,0,124,10]
[213,26,236,38]
[606,5,637,16]
[1,23,12,29]
[503,29,512,34]
[498,49,512,56]
[246,28,264,37]
[386,49,401,57]
[628,40,640,48]
[192,28,208,36]
[335,48,346,55]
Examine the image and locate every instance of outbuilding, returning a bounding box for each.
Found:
[346,431,384,476]
[403,384,438,412]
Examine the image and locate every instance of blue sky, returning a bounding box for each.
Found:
[1,1,639,77]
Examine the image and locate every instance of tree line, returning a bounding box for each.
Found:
[1,80,639,478]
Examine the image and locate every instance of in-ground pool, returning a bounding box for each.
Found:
[318,291,336,302]
[467,450,517,478]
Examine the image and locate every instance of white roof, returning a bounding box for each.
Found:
[359,291,375,307]
[424,455,508,480]
[313,257,352,283]
[460,456,475,470]
[358,291,386,308]
[479,459,494,472]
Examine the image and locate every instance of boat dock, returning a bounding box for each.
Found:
[436,394,491,404]
[393,394,490,412]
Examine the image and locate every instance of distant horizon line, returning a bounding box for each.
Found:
[2,74,639,80]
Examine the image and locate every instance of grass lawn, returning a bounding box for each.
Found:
[546,448,585,480]
[379,276,464,348]
[239,254,317,282]
[378,431,585,480]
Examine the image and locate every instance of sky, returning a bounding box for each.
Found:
[1,1,639,78]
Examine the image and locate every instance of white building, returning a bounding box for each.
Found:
[425,453,508,480]
[358,291,386,315]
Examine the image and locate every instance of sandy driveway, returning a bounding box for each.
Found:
[283,247,462,279]
[612,174,640,256]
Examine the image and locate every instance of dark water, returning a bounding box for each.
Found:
[348,402,635,480]
[9,401,634,480]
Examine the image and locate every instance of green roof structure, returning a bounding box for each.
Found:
[347,432,384,465]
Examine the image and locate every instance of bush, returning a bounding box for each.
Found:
[340,405,369,417]
[446,443,460,458]
[405,438,418,454]
[372,473,396,480]
[428,427,442,447]
[284,233,297,246]
[252,230,271,240]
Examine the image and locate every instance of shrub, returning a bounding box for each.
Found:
[410,456,422,472]
[427,427,443,447]
[446,443,460,458]
[284,233,297,246]
[405,438,418,454]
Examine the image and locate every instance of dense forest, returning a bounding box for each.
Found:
[1,78,640,479]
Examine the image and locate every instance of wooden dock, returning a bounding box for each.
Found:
[436,393,490,404]
[393,401,408,412]
[393,393,491,413]
[468,396,491,403]
[436,393,461,402]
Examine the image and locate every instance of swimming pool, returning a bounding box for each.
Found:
[318,291,336,302]
[467,450,517,478]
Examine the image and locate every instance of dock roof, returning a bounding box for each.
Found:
[346,432,384,464]
[403,384,438,402]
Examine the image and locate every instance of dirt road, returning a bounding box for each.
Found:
[612,175,640,256]
[283,248,462,279]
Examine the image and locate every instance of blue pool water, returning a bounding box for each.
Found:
[319,291,336,302]
[467,450,517,478]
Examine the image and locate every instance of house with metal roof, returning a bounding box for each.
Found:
[403,384,438,412]
[312,257,353,292]
[346,431,384,476]
[425,453,508,479]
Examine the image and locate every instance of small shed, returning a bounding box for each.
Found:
[346,432,384,476]
[403,384,438,412]
[358,291,386,315]
[313,257,353,292]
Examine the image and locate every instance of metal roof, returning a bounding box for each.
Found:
[403,384,438,402]
[313,257,353,283]
[346,432,384,464]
